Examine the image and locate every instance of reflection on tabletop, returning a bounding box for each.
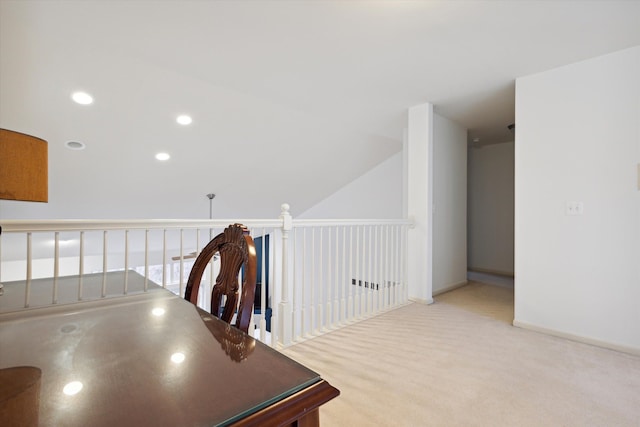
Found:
[199,309,256,362]
[0,290,324,426]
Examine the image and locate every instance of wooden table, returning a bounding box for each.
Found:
[0,271,159,314]
[0,283,339,426]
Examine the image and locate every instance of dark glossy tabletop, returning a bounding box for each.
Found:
[0,290,321,426]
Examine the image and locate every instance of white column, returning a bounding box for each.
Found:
[406,103,434,303]
[278,203,293,347]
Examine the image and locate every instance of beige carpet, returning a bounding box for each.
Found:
[283,282,640,426]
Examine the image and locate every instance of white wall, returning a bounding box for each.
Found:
[467,141,514,276]
[1,250,177,282]
[515,46,640,353]
[432,114,468,294]
[2,256,107,282]
[303,109,467,300]
[298,152,403,219]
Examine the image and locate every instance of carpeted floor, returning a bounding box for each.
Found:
[282,281,640,426]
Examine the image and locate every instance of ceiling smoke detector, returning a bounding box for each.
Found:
[65,141,86,150]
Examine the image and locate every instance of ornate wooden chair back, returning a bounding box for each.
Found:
[184,224,257,334]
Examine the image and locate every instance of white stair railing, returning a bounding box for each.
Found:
[282,214,411,347]
[0,206,411,348]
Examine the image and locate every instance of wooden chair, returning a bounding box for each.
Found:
[184,224,257,334]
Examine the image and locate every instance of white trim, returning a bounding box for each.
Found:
[513,319,640,357]
[432,280,468,297]
[408,296,434,305]
[0,219,280,232]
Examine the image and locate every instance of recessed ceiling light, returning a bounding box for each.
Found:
[176,115,192,125]
[71,91,93,105]
[155,152,170,161]
[65,141,86,150]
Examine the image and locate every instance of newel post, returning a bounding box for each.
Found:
[278,203,293,347]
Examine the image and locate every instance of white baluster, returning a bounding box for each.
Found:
[78,231,84,300]
[310,227,316,335]
[179,229,184,297]
[124,230,129,295]
[25,232,32,307]
[102,230,108,297]
[355,225,361,318]
[348,226,353,321]
[402,225,408,302]
[390,225,395,306]
[301,227,308,338]
[319,226,325,331]
[162,229,167,289]
[334,226,340,326]
[53,232,59,304]
[144,230,149,292]
[367,225,373,316]
[290,227,297,341]
[374,225,379,313]
[324,226,332,330]
[383,226,387,307]
[340,225,347,325]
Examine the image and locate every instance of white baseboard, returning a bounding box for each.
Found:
[468,267,514,277]
[409,297,434,305]
[466,271,514,289]
[513,319,640,357]
[432,280,468,297]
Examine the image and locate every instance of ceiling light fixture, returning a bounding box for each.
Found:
[155,152,170,161]
[176,115,192,125]
[71,91,93,105]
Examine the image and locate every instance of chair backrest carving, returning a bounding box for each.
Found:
[184,224,257,333]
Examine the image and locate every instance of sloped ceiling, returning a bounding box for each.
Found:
[1,1,639,220]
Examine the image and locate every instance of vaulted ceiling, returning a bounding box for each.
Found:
[1,1,639,220]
